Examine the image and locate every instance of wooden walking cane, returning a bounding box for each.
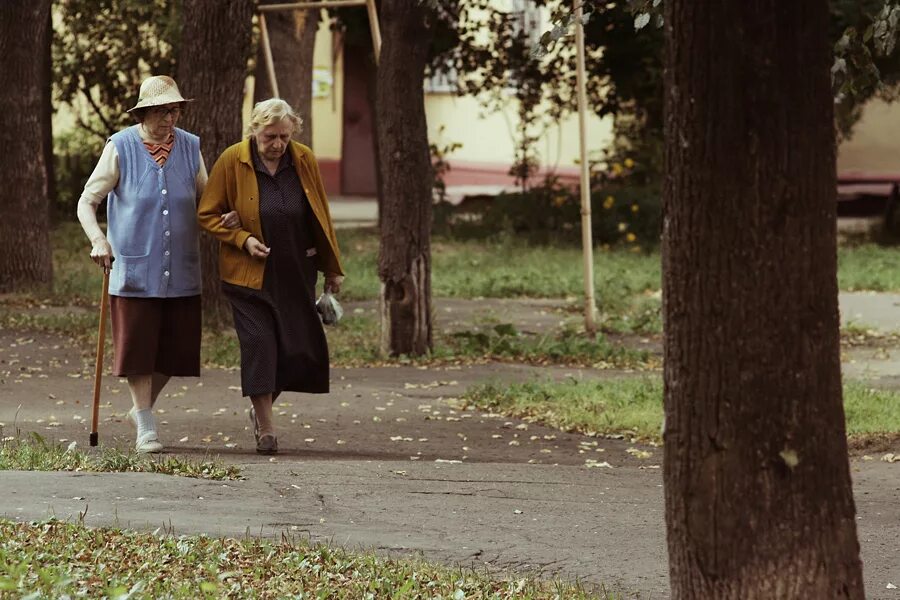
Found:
[90,267,110,447]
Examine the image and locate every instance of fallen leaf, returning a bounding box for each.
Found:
[626,447,652,460]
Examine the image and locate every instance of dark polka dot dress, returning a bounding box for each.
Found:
[223,141,329,397]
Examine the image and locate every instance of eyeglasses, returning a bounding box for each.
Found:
[150,106,182,118]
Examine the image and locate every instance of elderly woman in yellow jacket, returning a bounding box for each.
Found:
[198,98,344,455]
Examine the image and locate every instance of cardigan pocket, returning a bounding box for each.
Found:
[114,253,150,293]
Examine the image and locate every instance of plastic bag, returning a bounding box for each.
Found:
[316,291,344,325]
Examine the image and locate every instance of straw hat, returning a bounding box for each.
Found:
[127,75,192,112]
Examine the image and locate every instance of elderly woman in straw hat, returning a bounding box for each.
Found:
[198,98,344,455]
[77,75,240,453]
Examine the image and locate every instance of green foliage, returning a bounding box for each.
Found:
[52,128,105,220]
[445,1,667,188]
[831,1,900,135]
[435,179,661,249]
[430,125,463,203]
[53,0,181,141]
[0,519,613,599]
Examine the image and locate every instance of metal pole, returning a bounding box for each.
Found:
[259,12,281,98]
[575,1,597,335]
[365,0,382,65]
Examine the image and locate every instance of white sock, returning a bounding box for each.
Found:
[133,408,156,438]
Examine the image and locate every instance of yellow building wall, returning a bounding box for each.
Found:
[424,93,614,172]
[311,18,344,160]
[838,98,900,173]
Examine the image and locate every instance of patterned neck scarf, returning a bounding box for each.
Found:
[143,132,175,167]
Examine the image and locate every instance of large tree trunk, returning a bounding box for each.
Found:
[178,0,255,328]
[0,1,53,293]
[254,3,319,147]
[376,1,433,356]
[663,1,865,598]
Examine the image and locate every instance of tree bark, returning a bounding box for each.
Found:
[663,1,865,598]
[254,3,320,147]
[42,8,57,222]
[0,0,53,293]
[178,0,255,328]
[376,0,433,356]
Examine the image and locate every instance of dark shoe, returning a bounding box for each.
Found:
[256,434,278,455]
[249,406,259,442]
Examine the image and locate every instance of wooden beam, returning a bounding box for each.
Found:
[258,12,280,98]
[258,0,365,11]
[365,0,382,65]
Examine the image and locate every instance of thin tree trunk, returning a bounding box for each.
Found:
[0,0,53,293]
[376,0,433,356]
[178,0,255,328]
[254,3,320,147]
[663,1,865,598]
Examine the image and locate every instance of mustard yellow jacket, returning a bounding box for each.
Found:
[197,139,344,289]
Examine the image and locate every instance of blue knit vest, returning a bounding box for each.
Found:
[106,126,201,298]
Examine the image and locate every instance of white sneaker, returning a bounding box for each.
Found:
[135,431,163,454]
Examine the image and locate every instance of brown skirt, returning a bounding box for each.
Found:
[109,295,201,377]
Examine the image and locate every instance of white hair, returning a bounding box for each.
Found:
[246,98,303,137]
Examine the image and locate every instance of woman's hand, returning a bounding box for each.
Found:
[220,210,241,229]
[90,237,114,272]
[244,236,270,258]
[325,273,344,294]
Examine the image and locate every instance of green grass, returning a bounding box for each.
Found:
[22,223,900,368]
[843,382,900,436]
[0,432,241,480]
[43,223,900,305]
[337,227,661,305]
[201,316,652,369]
[0,519,617,599]
[460,377,900,442]
[838,243,900,291]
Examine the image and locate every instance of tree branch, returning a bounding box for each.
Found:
[79,88,115,138]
